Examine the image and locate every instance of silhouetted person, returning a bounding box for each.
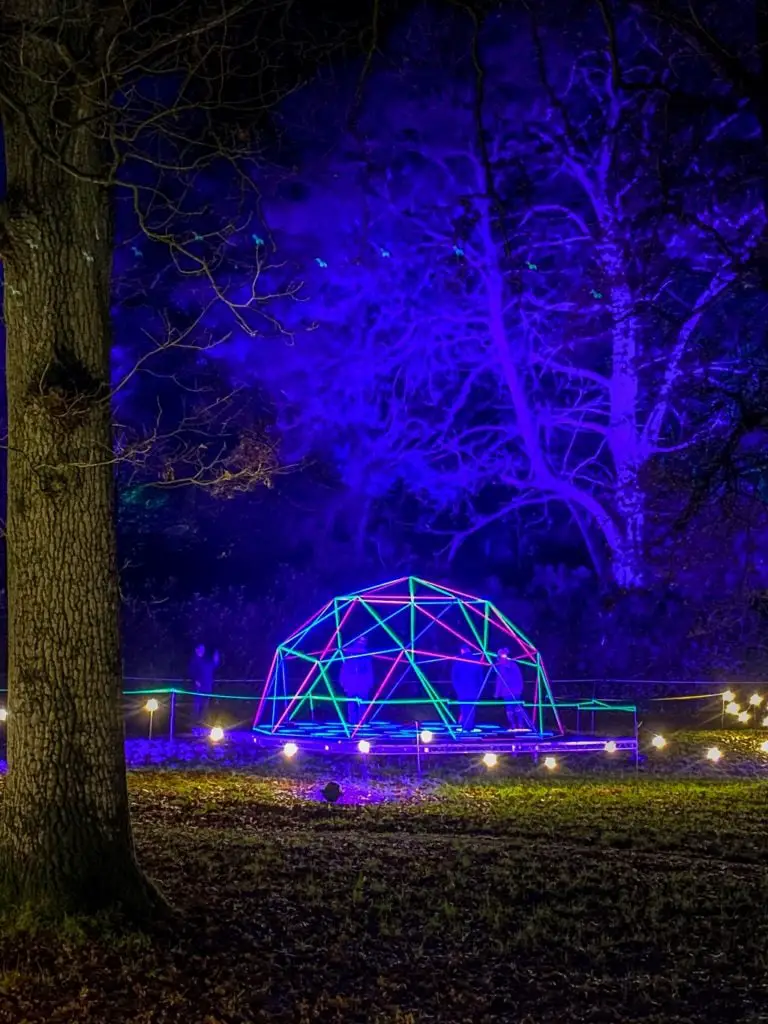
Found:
[340,636,374,727]
[189,644,219,725]
[452,645,485,731]
[495,648,527,729]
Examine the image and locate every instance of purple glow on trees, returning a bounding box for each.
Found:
[208,4,764,587]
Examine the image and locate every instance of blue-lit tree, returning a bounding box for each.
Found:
[621,0,768,516]
[239,4,763,588]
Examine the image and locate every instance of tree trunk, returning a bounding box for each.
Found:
[602,237,645,588]
[0,19,157,920]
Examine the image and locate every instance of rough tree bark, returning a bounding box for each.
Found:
[0,8,158,919]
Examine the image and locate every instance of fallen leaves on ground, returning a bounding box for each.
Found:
[1,736,768,1023]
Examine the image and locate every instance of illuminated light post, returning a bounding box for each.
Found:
[749,693,763,707]
[209,726,225,743]
[722,690,736,703]
[706,747,722,763]
[651,734,667,750]
[737,710,750,724]
[144,698,159,739]
[725,702,741,716]
[543,756,557,770]
[482,752,498,768]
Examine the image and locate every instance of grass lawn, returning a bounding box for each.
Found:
[1,739,768,1022]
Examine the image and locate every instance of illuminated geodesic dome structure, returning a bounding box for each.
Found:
[253,577,563,751]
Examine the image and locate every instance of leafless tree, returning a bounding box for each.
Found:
[252,3,762,587]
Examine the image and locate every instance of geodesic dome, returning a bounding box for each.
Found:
[253,577,563,746]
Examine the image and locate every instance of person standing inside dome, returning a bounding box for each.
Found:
[340,635,374,726]
[495,648,527,729]
[452,645,485,731]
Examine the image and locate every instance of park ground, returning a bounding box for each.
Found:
[1,732,768,1023]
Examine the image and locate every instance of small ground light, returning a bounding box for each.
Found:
[750,693,763,706]
[357,739,371,754]
[283,741,299,758]
[419,729,434,744]
[604,740,617,754]
[706,747,722,762]
[209,726,225,742]
[0,708,6,722]
[651,734,667,749]
[726,701,740,715]
[737,710,750,723]
[482,752,498,767]
[763,716,768,727]
[322,782,342,803]
[144,698,160,738]
[722,690,736,703]
[543,756,558,770]
[760,741,768,754]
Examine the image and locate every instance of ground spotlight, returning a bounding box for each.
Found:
[706,746,722,763]
[145,698,159,713]
[604,740,617,754]
[749,693,763,706]
[419,730,434,744]
[209,726,225,743]
[322,781,342,803]
[543,756,557,770]
[283,741,298,758]
[726,702,740,716]
[482,752,498,768]
[651,734,667,749]
[357,739,371,754]
[760,741,768,754]
[722,690,736,703]
[737,710,750,723]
